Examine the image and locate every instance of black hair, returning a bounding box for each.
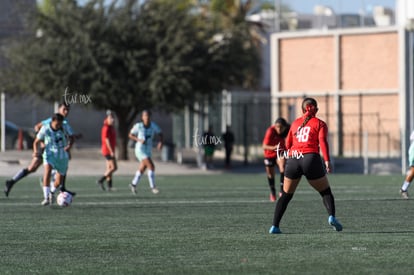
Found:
[274,117,290,138]
[301,97,318,113]
[59,102,71,109]
[52,113,64,122]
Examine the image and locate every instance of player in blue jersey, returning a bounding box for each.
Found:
[400,131,414,199]
[33,113,72,205]
[128,110,163,195]
[4,103,75,197]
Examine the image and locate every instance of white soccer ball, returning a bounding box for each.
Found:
[57,191,73,207]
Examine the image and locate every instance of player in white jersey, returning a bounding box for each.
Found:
[400,131,414,199]
[4,103,75,197]
[33,113,72,206]
[128,110,163,195]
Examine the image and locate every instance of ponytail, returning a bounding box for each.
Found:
[295,97,318,136]
[295,115,312,137]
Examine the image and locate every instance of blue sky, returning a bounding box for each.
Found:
[283,0,395,14]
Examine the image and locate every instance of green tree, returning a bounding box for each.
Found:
[1,0,261,159]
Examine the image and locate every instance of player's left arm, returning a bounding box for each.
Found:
[156,132,163,151]
[65,135,75,152]
[318,122,331,173]
[154,123,163,150]
[63,123,75,152]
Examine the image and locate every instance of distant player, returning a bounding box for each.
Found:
[4,102,75,197]
[400,130,414,199]
[33,113,71,206]
[262,118,290,202]
[96,111,117,191]
[128,110,163,195]
[203,125,216,169]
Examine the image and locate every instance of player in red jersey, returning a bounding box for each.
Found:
[262,118,290,202]
[269,98,342,234]
[96,112,117,191]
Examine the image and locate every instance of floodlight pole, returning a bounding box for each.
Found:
[274,0,281,32]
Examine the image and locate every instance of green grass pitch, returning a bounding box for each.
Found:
[1,173,414,274]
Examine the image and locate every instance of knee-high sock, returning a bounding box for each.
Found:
[50,183,57,193]
[43,186,50,200]
[98,175,106,183]
[12,168,29,183]
[267,177,276,196]
[401,181,411,192]
[272,191,294,227]
[148,170,155,189]
[319,187,335,216]
[132,171,141,186]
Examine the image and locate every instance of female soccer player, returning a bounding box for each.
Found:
[262,118,290,202]
[33,113,71,206]
[128,110,163,195]
[269,98,342,234]
[4,102,75,197]
[97,112,117,191]
[400,131,414,199]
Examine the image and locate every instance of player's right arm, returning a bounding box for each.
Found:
[34,122,43,133]
[34,118,51,133]
[128,124,144,144]
[262,128,277,151]
[33,126,46,157]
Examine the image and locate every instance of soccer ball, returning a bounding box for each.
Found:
[57,191,73,207]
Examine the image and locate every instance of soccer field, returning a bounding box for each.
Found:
[1,173,414,274]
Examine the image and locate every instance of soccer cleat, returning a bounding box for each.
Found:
[400,189,409,199]
[270,193,276,202]
[4,180,14,197]
[130,184,137,195]
[328,215,343,232]
[60,187,76,197]
[96,180,106,191]
[151,188,159,194]
[269,225,281,234]
[41,198,50,206]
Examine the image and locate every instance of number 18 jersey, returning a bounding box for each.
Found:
[285,116,330,162]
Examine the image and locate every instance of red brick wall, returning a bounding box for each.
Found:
[279,36,335,91]
[276,30,400,156]
[341,33,398,90]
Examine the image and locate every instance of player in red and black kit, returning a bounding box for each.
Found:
[96,112,117,191]
[269,98,342,234]
[262,118,290,202]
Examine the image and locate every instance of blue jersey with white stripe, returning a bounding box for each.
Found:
[42,117,74,136]
[130,122,161,153]
[37,123,68,160]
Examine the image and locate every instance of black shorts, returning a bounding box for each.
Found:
[104,155,115,161]
[284,153,326,180]
[264,157,277,167]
